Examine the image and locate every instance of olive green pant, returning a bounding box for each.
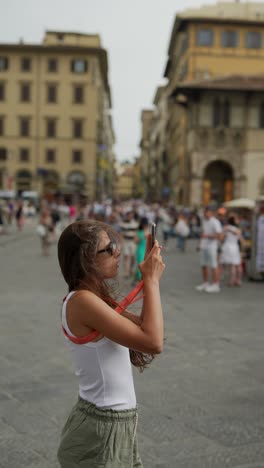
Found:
[57,397,143,467]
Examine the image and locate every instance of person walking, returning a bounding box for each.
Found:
[157,206,173,249]
[37,206,54,256]
[175,213,190,252]
[120,211,139,278]
[57,220,165,467]
[15,200,24,231]
[196,206,223,293]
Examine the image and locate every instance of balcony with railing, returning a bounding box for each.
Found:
[190,127,245,153]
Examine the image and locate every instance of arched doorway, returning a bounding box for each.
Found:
[16,169,32,191]
[178,187,184,205]
[203,160,233,205]
[0,168,5,189]
[43,170,59,193]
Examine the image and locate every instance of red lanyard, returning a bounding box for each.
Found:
[62,280,144,345]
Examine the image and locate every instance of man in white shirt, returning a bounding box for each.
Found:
[196,207,223,293]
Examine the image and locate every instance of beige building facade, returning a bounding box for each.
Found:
[163,1,264,205]
[139,109,154,200]
[114,161,134,200]
[148,86,169,199]
[174,75,264,205]
[0,31,114,200]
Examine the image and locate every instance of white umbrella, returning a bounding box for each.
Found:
[223,198,255,209]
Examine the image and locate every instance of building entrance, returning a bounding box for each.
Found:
[16,170,32,191]
[203,160,233,205]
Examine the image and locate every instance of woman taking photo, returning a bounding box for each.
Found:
[57,220,165,467]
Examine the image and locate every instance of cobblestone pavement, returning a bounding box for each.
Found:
[1,226,264,468]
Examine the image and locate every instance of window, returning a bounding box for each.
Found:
[178,61,188,82]
[212,98,230,127]
[71,59,88,73]
[0,82,5,100]
[73,85,84,103]
[221,30,238,48]
[20,117,30,137]
[196,29,214,46]
[20,83,31,102]
[0,57,8,71]
[0,148,7,161]
[46,119,57,138]
[213,98,221,127]
[259,102,264,128]
[72,150,82,163]
[47,84,57,103]
[223,99,230,127]
[21,57,31,72]
[46,149,56,163]
[0,117,4,136]
[47,58,58,72]
[19,148,30,162]
[73,119,83,138]
[246,31,262,49]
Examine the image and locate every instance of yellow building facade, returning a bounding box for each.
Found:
[139,109,154,200]
[164,2,264,205]
[114,161,135,200]
[0,31,114,200]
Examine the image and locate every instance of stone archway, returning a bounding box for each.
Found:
[178,187,184,205]
[0,168,5,189]
[16,169,32,191]
[43,170,59,193]
[203,160,234,205]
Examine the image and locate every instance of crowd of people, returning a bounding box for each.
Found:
[0,195,252,290]
[0,198,37,234]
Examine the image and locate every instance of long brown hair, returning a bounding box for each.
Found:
[58,220,154,372]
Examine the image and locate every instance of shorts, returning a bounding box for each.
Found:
[123,240,136,257]
[200,247,218,269]
[57,397,143,468]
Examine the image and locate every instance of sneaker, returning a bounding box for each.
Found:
[196,282,210,291]
[205,283,220,293]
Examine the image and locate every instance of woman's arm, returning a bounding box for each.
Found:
[72,241,165,354]
[121,310,142,325]
[140,279,163,353]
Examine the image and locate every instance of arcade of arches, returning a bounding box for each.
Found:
[202,160,233,205]
[0,169,88,195]
[42,170,86,194]
[16,170,32,191]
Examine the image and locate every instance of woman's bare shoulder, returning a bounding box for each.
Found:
[70,289,98,302]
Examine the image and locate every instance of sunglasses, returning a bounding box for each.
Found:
[97,241,118,256]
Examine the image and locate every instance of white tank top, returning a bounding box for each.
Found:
[61,291,137,410]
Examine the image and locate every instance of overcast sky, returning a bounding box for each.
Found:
[1,0,228,161]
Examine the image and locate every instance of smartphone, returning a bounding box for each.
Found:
[151,223,156,248]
